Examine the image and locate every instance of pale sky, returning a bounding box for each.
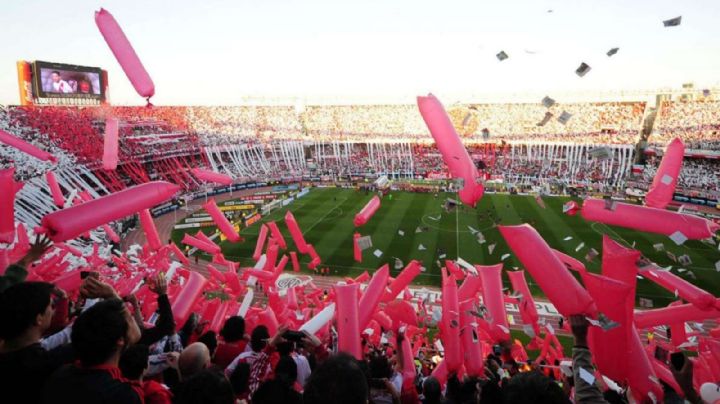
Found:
[1,0,718,105]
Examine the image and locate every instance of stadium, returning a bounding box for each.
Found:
[2,2,720,404]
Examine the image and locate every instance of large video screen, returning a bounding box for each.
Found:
[32,61,104,100]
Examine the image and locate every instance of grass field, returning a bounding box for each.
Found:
[172,188,720,308]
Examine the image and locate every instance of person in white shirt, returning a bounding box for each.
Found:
[49,71,74,93]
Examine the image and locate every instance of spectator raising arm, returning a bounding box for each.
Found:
[138,273,176,346]
[569,315,609,404]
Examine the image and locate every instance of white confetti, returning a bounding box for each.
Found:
[669,231,688,245]
[579,367,596,385]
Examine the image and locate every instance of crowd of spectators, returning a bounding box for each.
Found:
[629,156,720,201]
[653,100,720,150]
[1,240,704,404]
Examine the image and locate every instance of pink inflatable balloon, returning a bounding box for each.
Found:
[635,300,720,329]
[171,271,207,331]
[417,94,484,207]
[441,274,462,373]
[0,168,18,243]
[95,8,155,100]
[335,283,362,359]
[639,264,716,310]
[45,171,65,207]
[0,129,56,162]
[189,168,233,186]
[383,260,421,302]
[290,251,300,272]
[42,181,179,242]
[646,138,685,209]
[455,275,481,304]
[253,224,269,261]
[353,232,362,263]
[139,209,162,251]
[477,264,510,342]
[459,298,484,376]
[284,211,308,253]
[353,196,381,227]
[506,270,539,333]
[102,117,119,170]
[581,198,719,240]
[266,221,287,249]
[203,198,242,243]
[583,272,633,382]
[499,224,596,316]
[358,264,389,329]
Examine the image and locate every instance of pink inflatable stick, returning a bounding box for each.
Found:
[284,211,308,253]
[0,129,56,162]
[383,260,421,302]
[499,224,596,316]
[441,274,462,372]
[102,117,119,170]
[266,221,287,249]
[417,94,484,207]
[182,233,221,255]
[0,168,18,243]
[189,168,233,186]
[95,8,155,100]
[139,209,162,251]
[639,263,716,310]
[646,138,685,209]
[353,232,362,262]
[477,264,510,342]
[335,283,362,359]
[459,298,485,376]
[583,272,633,382]
[290,251,300,272]
[203,198,241,242]
[635,300,720,329]
[253,224,268,261]
[581,199,718,240]
[353,196,381,227]
[46,171,65,207]
[507,270,539,333]
[552,249,586,274]
[42,181,179,242]
[171,271,207,331]
[457,274,483,302]
[358,264,390,329]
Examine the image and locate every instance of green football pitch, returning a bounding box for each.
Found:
[172,188,720,308]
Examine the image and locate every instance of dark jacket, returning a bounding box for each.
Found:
[0,342,74,404]
[43,363,143,404]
